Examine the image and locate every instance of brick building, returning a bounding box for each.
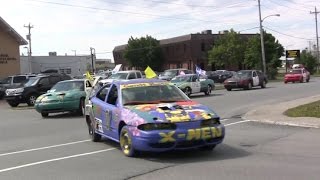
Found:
[0,16,28,78]
[113,30,254,72]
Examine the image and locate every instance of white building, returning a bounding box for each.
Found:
[20,54,93,77]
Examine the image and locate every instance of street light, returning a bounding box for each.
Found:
[24,46,32,74]
[258,0,280,74]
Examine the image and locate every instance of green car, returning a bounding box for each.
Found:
[171,74,215,97]
[35,79,93,117]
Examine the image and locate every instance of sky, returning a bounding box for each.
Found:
[1,0,319,61]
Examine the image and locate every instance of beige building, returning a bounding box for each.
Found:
[0,16,28,78]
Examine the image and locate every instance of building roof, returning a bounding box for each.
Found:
[0,16,28,45]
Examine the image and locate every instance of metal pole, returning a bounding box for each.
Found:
[258,0,266,74]
[311,7,320,72]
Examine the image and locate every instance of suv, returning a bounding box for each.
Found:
[159,68,193,81]
[0,75,36,99]
[4,73,71,107]
[99,70,143,85]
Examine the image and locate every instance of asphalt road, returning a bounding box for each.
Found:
[0,78,319,180]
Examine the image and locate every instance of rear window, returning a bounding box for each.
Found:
[136,72,142,78]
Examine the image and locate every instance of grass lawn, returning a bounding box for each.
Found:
[284,100,320,118]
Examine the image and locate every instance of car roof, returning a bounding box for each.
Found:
[116,70,141,73]
[175,74,196,77]
[165,68,189,71]
[115,79,167,86]
[57,79,85,83]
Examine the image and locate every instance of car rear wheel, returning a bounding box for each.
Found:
[261,80,266,88]
[88,116,101,142]
[204,85,212,95]
[120,126,137,157]
[7,101,19,107]
[27,94,38,106]
[41,112,49,118]
[184,87,192,97]
[226,88,232,91]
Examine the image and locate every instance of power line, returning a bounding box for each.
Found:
[264,26,315,40]
[267,0,310,12]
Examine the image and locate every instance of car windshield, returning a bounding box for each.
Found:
[289,70,302,74]
[24,77,39,87]
[109,73,128,80]
[236,71,251,77]
[1,77,12,84]
[163,70,177,77]
[50,81,84,92]
[122,84,188,105]
[171,76,191,82]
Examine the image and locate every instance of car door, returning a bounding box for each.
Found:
[252,71,259,86]
[38,77,51,94]
[191,75,201,93]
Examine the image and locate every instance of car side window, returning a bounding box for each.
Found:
[253,72,257,77]
[128,73,136,79]
[13,76,26,83]
[96,86,109,101]
[106,85,118,105]
[136,72,142,78]
[191,75,198,82]
[39,77,50,86]
[50,76,61,84]
[86,81,92,88]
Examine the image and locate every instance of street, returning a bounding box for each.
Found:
[0,78,320,180]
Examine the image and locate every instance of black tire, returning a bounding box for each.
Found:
[77,98,85,116]
[120,126,137,157]
[199,145,216,151]
[27,94,38,106]
[41,112,49,117]
[261,80,266,88]
[226,88,232,91]
[184,87,192,97]
[300,77,303,83]
[204,85,212,95]
[245,82,252,90]
[7,101,19,107]
[88,116,101,142]
[306,77,310,82]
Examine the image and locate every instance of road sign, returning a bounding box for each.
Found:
[286,50,300,58]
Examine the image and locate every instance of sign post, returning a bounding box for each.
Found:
[285,50,300,73]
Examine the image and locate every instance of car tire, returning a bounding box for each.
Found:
[199,145,216,151]
[120,126,137,157]
[41,112,49,118]
[306,77,310,82]
[261,80,266,88]
[184,87,192,97]
[7,101,19,107]
[88,116,101,142]
[226,88,232,91]
[284,81,288,84]
[77,98,85,116]
[27,94,38,106]
[204,85,211,95]
[300,77,303,83]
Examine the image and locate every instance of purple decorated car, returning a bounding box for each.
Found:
[85,79,225,157]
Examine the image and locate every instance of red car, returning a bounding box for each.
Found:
[284,68,310,83]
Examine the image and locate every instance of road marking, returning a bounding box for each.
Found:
[0,139,90,157]
[0,148,116,173]
[224,120,251,126]
[220,119,229,122]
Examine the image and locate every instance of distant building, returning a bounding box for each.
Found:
[113,30,255,71]
[95,59,115,71]
[0,16,28,78]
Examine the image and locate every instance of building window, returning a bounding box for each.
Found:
[201,43,205,51]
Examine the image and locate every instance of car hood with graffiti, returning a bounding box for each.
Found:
[121,100,218,126]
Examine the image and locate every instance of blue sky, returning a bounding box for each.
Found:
[1,0,319,61]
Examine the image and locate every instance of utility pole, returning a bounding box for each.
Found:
[310,7,320,72]
[90,47,95,73]
[258,0,266,74]
[24,23,34,56]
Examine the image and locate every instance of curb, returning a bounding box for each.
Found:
[245,119,319,129]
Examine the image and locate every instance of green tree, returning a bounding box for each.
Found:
[124,35,163,70]
[208,29,246,69]
[244,31,284,79]
[295,49,317,74]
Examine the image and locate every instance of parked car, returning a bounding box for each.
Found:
[223,70,267,91]
[171,74,214,97]
[284,68,310,83]
[4,73,71,107]
[99,70,143,85]
[0,74,36,99]
[85,79,225,157]
[158,68,193,81]
[206,70,236,83]
[34,79,92,117]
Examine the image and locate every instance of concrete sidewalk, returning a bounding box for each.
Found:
[243,95,320,128]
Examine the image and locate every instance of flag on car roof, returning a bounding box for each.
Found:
[144,66,157,79]
[195,65,206,76]
[86,71,94,82]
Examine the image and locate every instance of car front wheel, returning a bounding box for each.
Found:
[204,85,212,95]
[7,101,19,107]
[120,126,137,157]
[184,87,192,97]
[27,94,38,106]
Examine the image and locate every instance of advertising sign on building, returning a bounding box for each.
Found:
[286,50,300,58]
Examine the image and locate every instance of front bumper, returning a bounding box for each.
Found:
[35,99,80,113]
[4,94,26,103]
[130,123,225,152]
[284,77,301,82]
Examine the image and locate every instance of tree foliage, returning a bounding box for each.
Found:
[295,50,317,74]
[124,35,163,70]
[208,29,246,69]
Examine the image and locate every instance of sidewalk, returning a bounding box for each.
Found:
[243,95,320,128]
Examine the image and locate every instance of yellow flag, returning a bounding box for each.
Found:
[86,71,94,82]
[144,66,157,79]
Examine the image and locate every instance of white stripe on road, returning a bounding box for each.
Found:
[0,148,116,173]
[0,139,90,157]
[224,120,251,126]
[220,119,229,122]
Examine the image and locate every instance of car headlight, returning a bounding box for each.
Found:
[15,88,24,94]
[137,123,177,131]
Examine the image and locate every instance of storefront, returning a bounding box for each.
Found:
[0,16,27,78]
